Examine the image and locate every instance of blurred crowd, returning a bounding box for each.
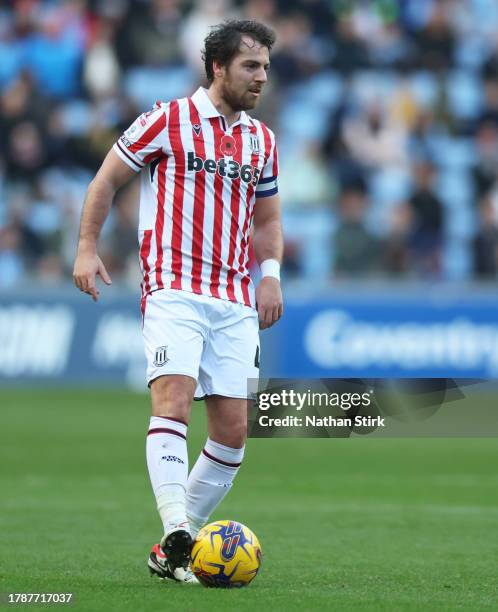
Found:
[2,0,498,290]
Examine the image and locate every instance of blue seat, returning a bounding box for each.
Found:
[430,136,476,169]
[441,237,473,279]
[407,71,439,109]
[124,66,195,110]
[446,70,483,120]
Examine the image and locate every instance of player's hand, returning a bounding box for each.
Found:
[73,249,112,302]
[256,277,283,330]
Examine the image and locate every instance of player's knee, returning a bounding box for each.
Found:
[223,421,247,449]
[150,375,194,420]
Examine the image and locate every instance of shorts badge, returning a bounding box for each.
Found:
[153,346,169,367]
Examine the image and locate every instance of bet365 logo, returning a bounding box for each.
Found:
[187,152,260,186]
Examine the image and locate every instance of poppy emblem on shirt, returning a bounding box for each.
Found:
[220,134,237,157]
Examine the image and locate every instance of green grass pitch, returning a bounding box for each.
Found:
[1,389,497,611]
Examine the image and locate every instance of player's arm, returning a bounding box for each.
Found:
[252,193,284,329]
[73,150,137,301]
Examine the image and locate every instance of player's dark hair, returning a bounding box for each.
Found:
[202,19,276,83]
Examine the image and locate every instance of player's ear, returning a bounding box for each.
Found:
[213,60,225,80]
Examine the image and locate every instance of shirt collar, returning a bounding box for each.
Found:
[191,87,252,127]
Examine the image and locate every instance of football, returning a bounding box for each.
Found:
[190,520,262,588]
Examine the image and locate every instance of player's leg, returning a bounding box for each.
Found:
[185,297,258,537]
[142,290,207,575]
[147,374,197,574]
[147,374,199,582]
[186,396,247,538]
[147,374,196,534]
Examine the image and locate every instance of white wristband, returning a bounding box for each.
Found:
[260,258,280,281]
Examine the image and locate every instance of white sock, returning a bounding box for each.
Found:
[186,438,245,538]
[146,416,189,534]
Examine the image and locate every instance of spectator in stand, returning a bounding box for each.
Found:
[270,12,320,86]
[0,223,24,287]
[100,179,140,279]
[0,73,49,157]
[474,195,498,277]
[383,202,415,276]
[278,141,335,209]
[330,10,369,74]
[5,121,48,184]
[477,79,498,127]
[83,15,121,99]
[23,1,88,99]
[333,183,379,278]
[180,0,238,80]
[473,121,498,200]
[412,0,456,71]
[406,159,444,276]
[342,101,408,172]
[116,0,184,68]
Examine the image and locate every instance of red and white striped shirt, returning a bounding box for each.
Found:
[113,87,278,310]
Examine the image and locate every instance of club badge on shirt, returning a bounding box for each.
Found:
[249,134,260,153]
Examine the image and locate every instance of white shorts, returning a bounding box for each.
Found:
[142,289,260,399]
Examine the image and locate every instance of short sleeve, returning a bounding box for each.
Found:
[113,104,167,172]
[256,133,278,199]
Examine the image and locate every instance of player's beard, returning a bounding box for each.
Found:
[221,81,259,112]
